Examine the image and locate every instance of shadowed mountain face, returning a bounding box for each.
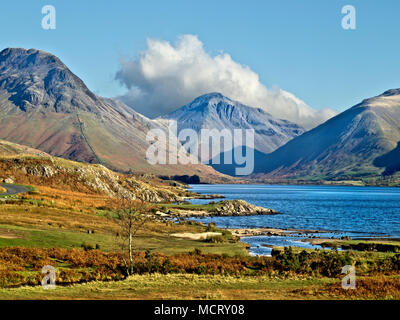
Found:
[374,142,400,176]
[0,48,229,181]
[251,89,400,180]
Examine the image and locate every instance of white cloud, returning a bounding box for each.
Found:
[116,35,338,129]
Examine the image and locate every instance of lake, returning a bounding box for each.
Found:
[188,184,400,255]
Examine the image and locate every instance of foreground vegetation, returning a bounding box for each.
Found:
[0,243,399,299]
[0,274,336,300]
[0,245,399,287]
[0,176,399,299]
[1,272,399,300]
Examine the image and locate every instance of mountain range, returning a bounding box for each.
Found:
[0,48,230,182]
[1,47,400,184]
[251,89,400,181]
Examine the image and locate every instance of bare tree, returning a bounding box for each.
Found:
[109,197,154,275]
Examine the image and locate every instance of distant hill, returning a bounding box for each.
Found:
[0,48,229,182]
[251,89,400,182]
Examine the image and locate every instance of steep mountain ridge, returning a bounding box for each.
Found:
[251,89,400,181]
[0,48,228,181]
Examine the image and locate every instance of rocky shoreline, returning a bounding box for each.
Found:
[192,194,225,200]
[169,199,280,217]
[211,200,279,216]
[226,227,329,238]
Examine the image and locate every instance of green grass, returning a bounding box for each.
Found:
[0,273,336,300]
[95,209,119,219]
[0,225,118,251]
[0,224,247,256]
[157,203,217,212]
[320,239,400,254]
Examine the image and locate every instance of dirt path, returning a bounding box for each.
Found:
[0,184,30,196]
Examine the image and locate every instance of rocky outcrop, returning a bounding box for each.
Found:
[1,177,14,184]
[210,200,279,216]
[0,155,186,203]
[171,200,279,217]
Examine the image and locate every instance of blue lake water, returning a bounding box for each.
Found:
[187,184,400,255]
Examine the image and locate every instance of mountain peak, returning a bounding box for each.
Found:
[355,88,400,110]
[0,47,99,113]
[161,92,305,156]
[0,47,65,70]
[190,92,232,106]
[380,88,400,97]
[1,47,52,55]
[196,92,225,100]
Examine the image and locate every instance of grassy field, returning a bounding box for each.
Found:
[0,274,336,300]
[1,273,399,300]
[0,185,247,256]
[0,183,400,300]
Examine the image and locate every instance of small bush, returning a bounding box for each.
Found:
[204,235,224,243]
[81,242,94,251]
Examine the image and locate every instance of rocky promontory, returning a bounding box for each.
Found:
[211,200,278,216]
[167,200,279,217]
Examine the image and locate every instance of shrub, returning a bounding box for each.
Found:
[81,242,94,251]
[204,235,224,243]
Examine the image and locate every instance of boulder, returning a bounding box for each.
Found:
[2,177,15,184]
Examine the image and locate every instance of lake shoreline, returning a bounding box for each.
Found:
[186,184,400,255]
[226,227,331,238]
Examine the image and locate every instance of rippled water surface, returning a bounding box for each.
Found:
[188,184,400,255]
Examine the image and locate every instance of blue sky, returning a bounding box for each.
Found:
[1,0,400,114]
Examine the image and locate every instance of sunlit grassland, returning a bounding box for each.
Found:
[1,273,398,300]
[0,273,337,300]
[1,184,400,300]
[0,186,247,256]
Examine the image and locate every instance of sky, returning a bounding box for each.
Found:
[1,0,400,126]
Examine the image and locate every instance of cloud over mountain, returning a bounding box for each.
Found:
[116,35,337,129]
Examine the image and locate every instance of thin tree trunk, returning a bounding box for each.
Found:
[128,210,133,275]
